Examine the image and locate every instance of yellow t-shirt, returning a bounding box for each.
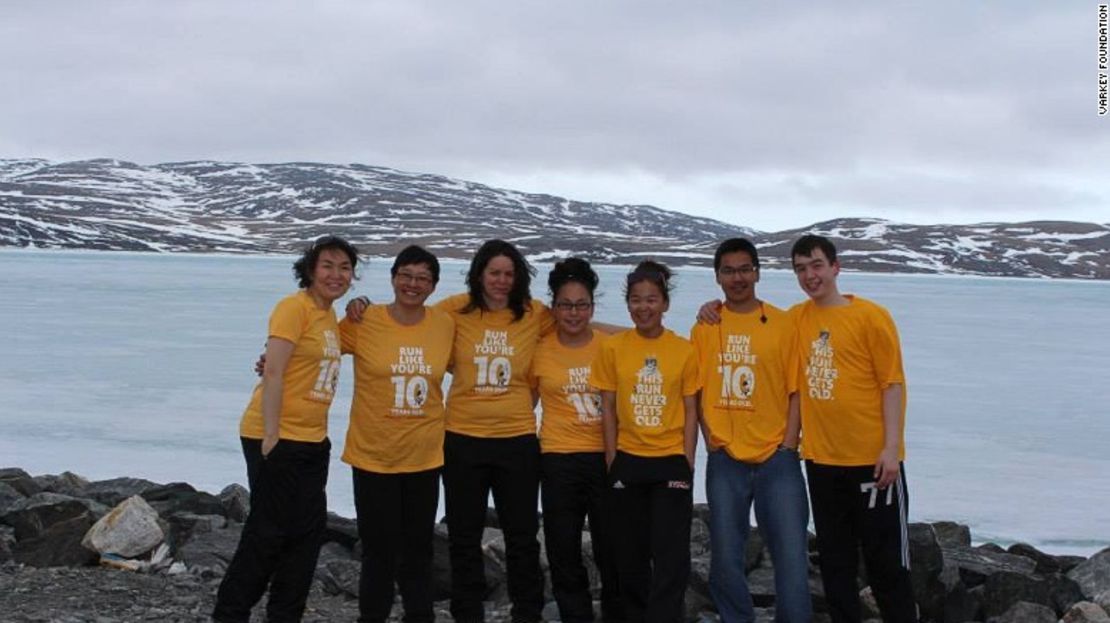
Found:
[589,329,700,457]
[240,290,341,442]
[435,293,554,438]
[339,305,455,473]
[690,304,798,463]
[790,295,907,466]
[530,331,608,454]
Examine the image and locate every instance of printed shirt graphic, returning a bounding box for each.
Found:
[530,330,608,453]
[789,295,907,466]
[338,305,455,473]
[240,290,341,442]
[435,293,554,437]
[590,329,700,457]
[690,304,798,463]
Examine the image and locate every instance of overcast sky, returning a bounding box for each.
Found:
[1,1,1107,231]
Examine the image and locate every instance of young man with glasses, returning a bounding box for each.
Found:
[690,238,812,622]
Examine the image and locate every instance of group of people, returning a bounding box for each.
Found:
[209,233,917,623]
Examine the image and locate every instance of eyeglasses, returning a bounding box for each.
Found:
[718,265,757,277]
[554,301,593,312]
[395,271,434,286]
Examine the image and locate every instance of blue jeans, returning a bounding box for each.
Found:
[706,447,812,623]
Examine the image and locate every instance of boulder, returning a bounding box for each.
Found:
[982,571,1053,617]
[938,559,979,622]
[31,471,89,496]
[985,600,1057,623]
[1069,547,1110,601]
[1061,602,1110,623]
[218,483,249,523]
[931,521,972,548]
[0,481,24,514]
[81,495,165,557]
[0,468,42,497]
[746,566,776,607]
[688,553,711,605]
[80,477,159,507]
[140,482,225,517]
[1051,573,1090,616]
[944,544,1037,587]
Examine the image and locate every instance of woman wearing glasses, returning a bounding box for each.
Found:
[529,258,621,623]
[339,245,455,623]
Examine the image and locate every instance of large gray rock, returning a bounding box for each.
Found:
[1097,590,1110,614]
[0,468,42,497]
[81,494,165,557]
[429,522,505,602]
[316,541,360,598]
[690,516,710,557]
[938,559,979,622]
[985,601,1057,623]
[1069,547,1110,601]
[164,512,226,552]
[1009,542,1068,575]
[1061,602,1110,623]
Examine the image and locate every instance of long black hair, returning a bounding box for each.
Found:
[548,257,599,303]
[462,239,536,321]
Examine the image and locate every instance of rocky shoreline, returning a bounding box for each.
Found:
[2,467,1108,623]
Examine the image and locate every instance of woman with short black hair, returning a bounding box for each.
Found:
[214,235,358,623]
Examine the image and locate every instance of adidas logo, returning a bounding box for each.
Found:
[612,480,625,489]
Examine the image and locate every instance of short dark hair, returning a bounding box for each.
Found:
[292,235,359,288]
[463,239,536,321]
[713,238,760,271]
[391,245,440,284]
[624,260,674,303]
[548,257,599,303]
[791,234,838,264]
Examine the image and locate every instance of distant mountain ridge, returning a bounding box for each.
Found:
[2,158,1108,279]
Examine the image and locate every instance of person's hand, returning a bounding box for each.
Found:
[261,435,279,457]
[696,300,724,325]
[345,296,371,322]
[874,447,900,489]
[254,353,266,377]
[605,449,616,470]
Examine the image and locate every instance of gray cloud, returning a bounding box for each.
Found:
[1,1,1107,230]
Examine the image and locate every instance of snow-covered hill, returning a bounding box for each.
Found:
[2,158,1107,279]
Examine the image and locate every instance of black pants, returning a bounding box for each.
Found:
[213,437,331,623]
[806,461,917,623]
[541,452,624,623]
[443,431,543,623]
[608,452,692,623]
[352,466,440,623]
